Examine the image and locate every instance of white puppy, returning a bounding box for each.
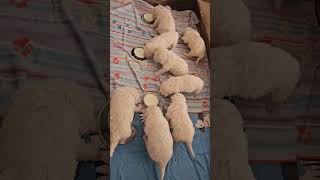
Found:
[212,0,251,46]
[212,41,300,107]
[153,48,189,76]
[166,93,195,158]
[110,86,142,157]
[144,31,179,58]
[160,74,204,97]
[181,27,206,65]
[213,98,256,180]
[152,5,176,34]
[143,105,173,180]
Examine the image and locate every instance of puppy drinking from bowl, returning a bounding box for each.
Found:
[144,31,179,58]
[152,5,176,34]
[165,93,196,158]
[141,105,173,180]
[110,86,142,157]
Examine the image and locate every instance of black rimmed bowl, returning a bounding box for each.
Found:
[131,47,147,61]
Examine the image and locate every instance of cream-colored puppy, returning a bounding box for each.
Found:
[166,93,195,158]
[153,48,189,76]
[152,5,176,34]
[143,105,173,180]
[110,86,142,157]
[144,31,179,58]
[181,27,206,65]
[160,74,204,97]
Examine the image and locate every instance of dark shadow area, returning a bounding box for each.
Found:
[212,0,320,180]
[0,0,109,179]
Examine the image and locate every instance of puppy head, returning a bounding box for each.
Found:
[143,44,153,58]
[153,48,169,64]
[192,75,205,90]
[153,5,166,16]
[160,77,179,96]
[159,84,168,96]
[170,93,186,103]
[145,105,161,118]
[181,34,188,44]
[123,86,141,104]
[182,27,199,43]
[184,27,198,34]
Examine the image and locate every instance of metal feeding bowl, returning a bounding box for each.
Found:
[142,92,159,107]
[141,13,155,24]
[131,47,147,61]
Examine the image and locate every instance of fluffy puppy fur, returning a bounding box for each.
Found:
[212,41,300,106]
[212,0,251,46]
[160,74,204,97]
[165,93,195,158]
[144,31,179,58]
[110,86,142,157]
[143,105,173,180]
[153,48,189,76]
[152,5,176,34]
[181,27,206,65]
[213,98,256,180]
[0,79,103,180]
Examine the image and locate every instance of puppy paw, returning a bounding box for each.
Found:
[140,116,145,123]
[140,112,146,122]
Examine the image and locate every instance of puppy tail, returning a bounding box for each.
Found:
[159,162,168,180]
[186,142,195,158]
